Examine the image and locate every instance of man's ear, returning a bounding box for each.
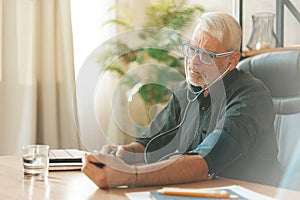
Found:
[230,51,241,70]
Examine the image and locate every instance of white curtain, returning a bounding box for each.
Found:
[0,0,80,155]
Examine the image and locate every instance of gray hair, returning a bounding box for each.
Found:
[193,12,242,51]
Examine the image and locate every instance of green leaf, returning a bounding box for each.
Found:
[144,0,204,30]
[138,83,172,105]
[106,62,125,77]
[102,19,134,30]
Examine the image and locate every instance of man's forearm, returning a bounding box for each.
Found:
[134,155,209,186]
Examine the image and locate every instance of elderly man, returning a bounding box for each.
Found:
[83,12,282,188]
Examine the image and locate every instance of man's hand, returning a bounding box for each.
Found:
[100,142,145,163]
[82,153,136,189]
[100,145,131,161]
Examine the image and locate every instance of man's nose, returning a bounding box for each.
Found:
[191,54,203,66]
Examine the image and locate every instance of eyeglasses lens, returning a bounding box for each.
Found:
[183,45,214,65]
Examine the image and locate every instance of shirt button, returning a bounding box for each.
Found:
[201,106,206,111]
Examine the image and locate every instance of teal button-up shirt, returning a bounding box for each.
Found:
[135,69,282,186]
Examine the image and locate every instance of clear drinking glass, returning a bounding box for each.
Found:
[22,145,50,180]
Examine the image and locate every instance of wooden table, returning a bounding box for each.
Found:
[0,155,299,199]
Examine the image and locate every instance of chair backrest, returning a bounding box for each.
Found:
[237,50,300,170]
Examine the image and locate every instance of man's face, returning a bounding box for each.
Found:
[186,30,232,88]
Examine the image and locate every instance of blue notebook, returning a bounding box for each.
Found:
[149,189,249,200]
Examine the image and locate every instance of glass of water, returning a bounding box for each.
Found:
[22,145,49,180]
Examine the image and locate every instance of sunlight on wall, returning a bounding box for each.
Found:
[70,0,115,78]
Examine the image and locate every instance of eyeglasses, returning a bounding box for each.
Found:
[182,43,235,65]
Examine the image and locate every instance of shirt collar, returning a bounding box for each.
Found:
[222,68,239,88]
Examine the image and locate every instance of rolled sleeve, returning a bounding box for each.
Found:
[188,130,242,174]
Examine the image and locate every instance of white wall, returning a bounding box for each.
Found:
[70,0,116,77]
